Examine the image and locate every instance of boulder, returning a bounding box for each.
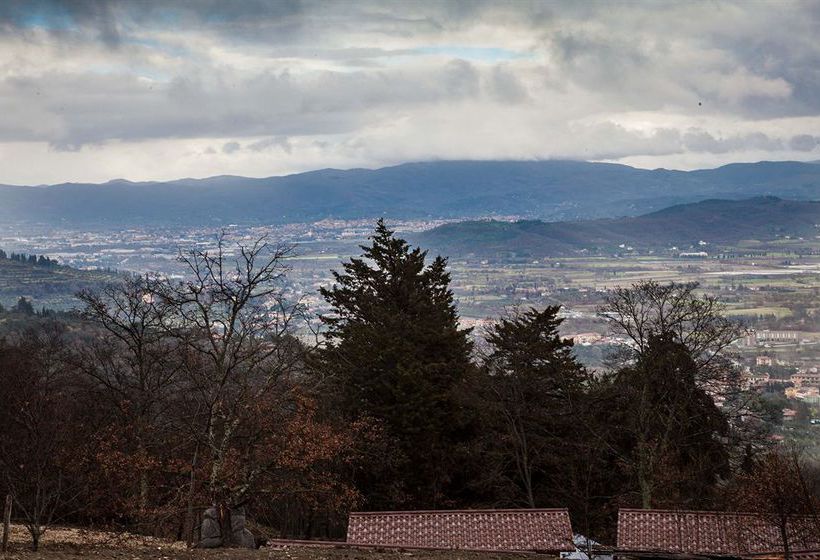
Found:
[198,506,222,548]
[198,505,256,548]
[230,507,256,549]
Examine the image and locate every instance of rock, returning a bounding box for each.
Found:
[197,505,257,549]
[198,506,222,548]
[230,507,256,549]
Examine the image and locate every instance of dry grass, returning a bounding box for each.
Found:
[3,523,184,557]
[2,525,546,560]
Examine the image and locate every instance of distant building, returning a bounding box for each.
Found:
[569,332,604,345]
[756,355,773,367]
[756,330,798,343]
[789,387,820,404]
[791,370,820,387]
[746,371,770,386]
[678,251,708,258]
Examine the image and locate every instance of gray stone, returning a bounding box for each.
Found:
[230,507,256,549]
[199,506,222,548]
[198,505,256,549]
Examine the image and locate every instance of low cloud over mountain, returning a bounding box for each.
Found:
[1,1,820,183]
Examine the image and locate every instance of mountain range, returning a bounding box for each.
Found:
[1,160,819,227]
[415,197,820,257]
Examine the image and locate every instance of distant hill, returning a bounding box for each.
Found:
[0,160,819,227]
[415,197,820,257]
[0,255,120,310]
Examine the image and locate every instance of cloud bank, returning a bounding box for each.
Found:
[1,0,819,183]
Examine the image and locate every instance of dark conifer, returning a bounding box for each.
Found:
[14,296,35,315]
[317,219,475,508]
[600,333,731,508]
[480,306,587,507]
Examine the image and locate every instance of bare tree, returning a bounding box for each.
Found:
[598,280,745,384]
[77,276,183,515]
[0,324,85,550]
[594,282,746,509]
[147,234,312,545]
[731,447,820,560]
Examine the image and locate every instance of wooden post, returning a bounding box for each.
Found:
[2,494,11,553]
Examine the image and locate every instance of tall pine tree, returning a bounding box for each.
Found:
[317,220,475,509]
[480,307,587,508]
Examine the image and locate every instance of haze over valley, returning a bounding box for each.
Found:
[2,172,818,373]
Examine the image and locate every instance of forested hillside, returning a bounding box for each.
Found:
[417,197,820,256]
[0,250,119,309]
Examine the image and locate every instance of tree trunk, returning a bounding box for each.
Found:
[2,494,11,553]
[139,471,149,512]
[29,525,40,552]
[136,435,149,513]
[218,503,232,547]
[525,480,536,509]
[185,443,200,549]
[781,524,791,560]
[639,469,653,509]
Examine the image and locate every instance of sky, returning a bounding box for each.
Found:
[1,0,819,184]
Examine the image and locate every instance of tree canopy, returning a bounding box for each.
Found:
[317,219,475,508]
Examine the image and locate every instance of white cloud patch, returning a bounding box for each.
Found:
[0,0,819,183]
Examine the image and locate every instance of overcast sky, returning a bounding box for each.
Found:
[1,0,819,184]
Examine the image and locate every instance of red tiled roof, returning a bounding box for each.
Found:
[618,509,820,556]
[346,508,575,552]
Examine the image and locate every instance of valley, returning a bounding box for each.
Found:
[2,209,818,364]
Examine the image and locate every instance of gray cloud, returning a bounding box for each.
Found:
[0,0,819,183]
[682,130,784,154]
[247,136,293,153]
[221,141,240,154]
[790,134,819,151]
[0,0,121,46]
[487,65,529,104]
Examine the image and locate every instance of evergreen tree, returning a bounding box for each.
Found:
[14,296,35,315]
[480,307,587,507]
[317,219,475,508]
[598,333,731,509]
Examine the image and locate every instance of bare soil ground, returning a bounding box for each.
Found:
[2,525,546,560]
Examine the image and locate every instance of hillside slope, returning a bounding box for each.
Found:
[1,160,819,226]
[0,257,120,309]
[415,197,820,257]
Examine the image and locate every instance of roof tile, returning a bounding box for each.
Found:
[618,509,820,555]
[347,508,574,552]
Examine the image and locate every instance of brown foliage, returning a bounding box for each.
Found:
[729,448,820,559]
